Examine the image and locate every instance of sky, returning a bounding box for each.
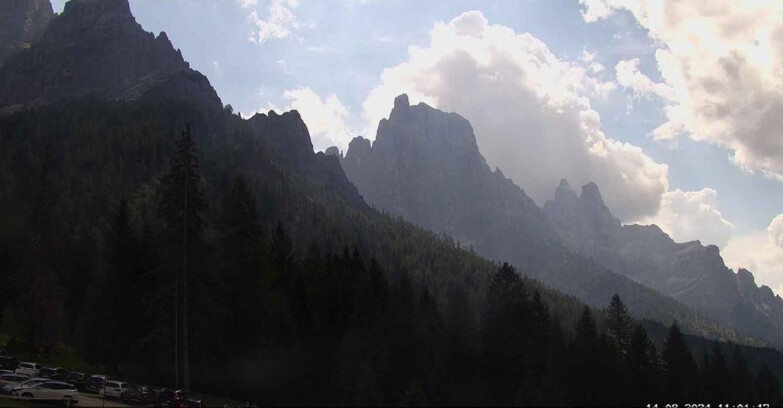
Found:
[52,0,783,295]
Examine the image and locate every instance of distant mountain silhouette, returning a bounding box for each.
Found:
[545,179,783,347]
[339,94,767,347]
[0,0,221,113]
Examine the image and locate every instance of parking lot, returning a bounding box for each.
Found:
[0,393,137,407]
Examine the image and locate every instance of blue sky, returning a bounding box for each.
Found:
[51,0,783,293]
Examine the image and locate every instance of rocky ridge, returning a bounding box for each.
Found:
[0,0,220,112]
[339,94,765,347]
[544,179,783,346]
[0,0,54,67]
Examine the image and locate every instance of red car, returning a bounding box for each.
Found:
[180,397,207,408]
[156,388,188,408]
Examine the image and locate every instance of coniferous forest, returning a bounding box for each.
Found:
[0,99,782,406]
[2,0,783,406]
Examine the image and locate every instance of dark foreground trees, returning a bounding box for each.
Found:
[0,115,780,406]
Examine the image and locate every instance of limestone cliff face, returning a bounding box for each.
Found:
[248,110,366,210]
[0,0,54,66]
[0,0,220,112]
[544,180,783,345]
[342,94,556,262]
[340,95,740,346]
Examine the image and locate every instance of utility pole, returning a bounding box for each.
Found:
[175,247,179,389]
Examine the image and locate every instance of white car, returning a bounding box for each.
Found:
[2,377,48,395]
[0,373,30,388]
[14,362,40,377]
[13,381,79,405]
[103,380,130,399]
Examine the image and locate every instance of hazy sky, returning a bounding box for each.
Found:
[52,0,783,294]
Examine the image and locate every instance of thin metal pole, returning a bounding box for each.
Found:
[182,125,191,392]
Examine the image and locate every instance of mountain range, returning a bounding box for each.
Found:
[0,0,221,114]
[1,0,782,399]
[339,94,783,349]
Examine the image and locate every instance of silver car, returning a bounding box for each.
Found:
[0,373,30,388]
[2,377,48,395]
[13,380,79,405]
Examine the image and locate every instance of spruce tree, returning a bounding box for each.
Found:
[628,324,660,404]
[157,124,206,390]
[482,263,530,405]
[567,306,602,406]
[662,321,698,402]
[755,364,783,406]
[731,346,756,402]
[606,294,633,356]
[706,343,730,403]
[215,175,264,348]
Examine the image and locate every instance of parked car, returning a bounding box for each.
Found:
[14,362,40,377]
[2,377,48,395]
[122,385,158,404]
[180,397,207,408]
[64,371,86,388]
[103,380,130,399]
[0,370,13,376]
[0,373,30,388]
[13,380,79,405]
[0,356,18,370]
[39,367,66,380]
[82,374,108,394]
[156,388,188,407]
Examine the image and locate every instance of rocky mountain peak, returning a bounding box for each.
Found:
[324,146,342,158]
[248,110,314,169]
[0,0,201,109]
[737,268,756,286]
[64,0,131,17]
[346,136,371,158]
[554,179,579,206]
[373,94,482,165]
[0,0,54,66]
[394,93,410,110]
[580,181,605,207]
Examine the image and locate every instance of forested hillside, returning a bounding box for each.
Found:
[340,94,769,349]
[0,0,780,405]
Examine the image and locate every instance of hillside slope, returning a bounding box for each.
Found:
[341,94,772,347]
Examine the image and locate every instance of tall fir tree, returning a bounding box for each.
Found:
[157,124,206,390]
[215,175,265,349]
[731,346,756,402]
[627,324,660,404]
[706,343,730,403]
[482,263,530,406]
[606,294,633,356]
[662,321,699,402]
[755,364,783,406]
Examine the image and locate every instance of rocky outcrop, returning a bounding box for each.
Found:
[339,95,758,347]
[249,110,366,209]
[545,180,783,347]
[0,0,220,111]
[342,94,557,260]
[0,0,54,66]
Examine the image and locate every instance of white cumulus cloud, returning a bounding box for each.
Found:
[723,214,783,296]
[247,0,302,44]
[361,10,666,220]
[615,58,675,102]
[581,0,783,180]
[637,188,734,248]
